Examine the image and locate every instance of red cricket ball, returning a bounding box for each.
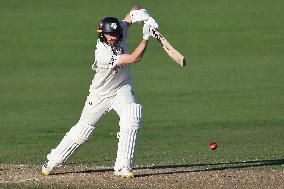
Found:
[209,142,218,150]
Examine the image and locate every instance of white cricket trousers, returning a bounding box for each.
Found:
[46,84,142,170]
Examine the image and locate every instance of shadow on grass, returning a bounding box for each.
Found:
[54,167,113,175]
[54,159,284,177]
[134,159,284,178]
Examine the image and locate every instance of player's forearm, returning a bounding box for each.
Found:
[132,39,148,62]
[118,39,148,65]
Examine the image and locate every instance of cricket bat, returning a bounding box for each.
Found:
[151,28,186,67]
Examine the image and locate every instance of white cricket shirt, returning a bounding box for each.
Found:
[90,21,132,97]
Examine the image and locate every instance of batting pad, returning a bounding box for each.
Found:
[47,123,95,165]
[119,103,142,129]
[115,103,142,171]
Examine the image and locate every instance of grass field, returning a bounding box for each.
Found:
[0,0,284,188]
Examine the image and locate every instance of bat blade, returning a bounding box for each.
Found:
[151,29,186,67]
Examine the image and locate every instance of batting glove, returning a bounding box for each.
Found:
[143,23,151,40]
[144,17,159,31]
[130,9,149,23]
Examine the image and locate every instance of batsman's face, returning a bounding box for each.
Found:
[104,34,119,46]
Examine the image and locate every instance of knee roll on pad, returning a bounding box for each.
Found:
[68,123,96,145]
[119,103,142,130]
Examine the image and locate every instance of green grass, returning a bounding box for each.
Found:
[0,0,283,171]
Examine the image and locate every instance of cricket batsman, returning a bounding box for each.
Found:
[42,6,158,178]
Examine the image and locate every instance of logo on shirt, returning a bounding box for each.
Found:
[111,23,117,29]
